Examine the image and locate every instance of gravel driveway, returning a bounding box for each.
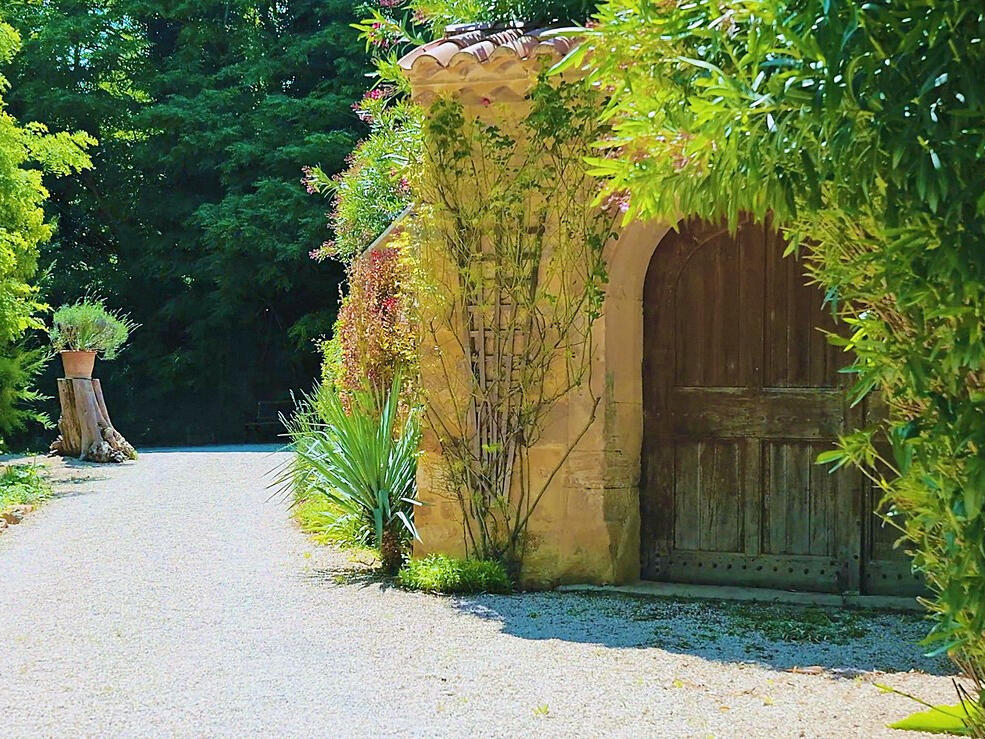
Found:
[0,446,963,737]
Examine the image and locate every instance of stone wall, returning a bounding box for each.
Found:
[402,34,674,587]
[413,218,672,587]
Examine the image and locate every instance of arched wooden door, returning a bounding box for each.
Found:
[641,219,863,593]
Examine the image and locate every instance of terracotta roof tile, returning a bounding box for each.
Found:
[399,24,581,76]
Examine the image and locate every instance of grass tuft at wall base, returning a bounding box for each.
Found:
[397,553,511,594]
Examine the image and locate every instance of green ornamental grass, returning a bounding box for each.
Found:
[282,375,420,574]
[293,496,373,552]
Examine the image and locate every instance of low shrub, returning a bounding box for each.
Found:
[0,463,51,510]
[397,554,511,594]
[0,346,51,447]
[293,496,371,552]
[303,94,420,264]
[333,239,418,398]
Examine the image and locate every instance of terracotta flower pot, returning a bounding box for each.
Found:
[60,350,97,379]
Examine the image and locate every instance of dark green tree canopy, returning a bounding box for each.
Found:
[4,0,368,443]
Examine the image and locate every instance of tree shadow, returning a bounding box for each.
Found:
[139,444,284,454]
[45,457,115,496]
[304,565,394,591]
[450,591,954,678]
[48,484,110,500]
[57,458,118,472]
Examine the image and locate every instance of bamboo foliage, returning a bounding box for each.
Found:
[411,78,615,572]
[578,0,985,707]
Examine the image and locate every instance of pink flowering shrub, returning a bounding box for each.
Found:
[302,95,420,263]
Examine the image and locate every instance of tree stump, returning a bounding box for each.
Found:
[49,379,136,463]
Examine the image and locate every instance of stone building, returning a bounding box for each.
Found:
[394,26,920,594]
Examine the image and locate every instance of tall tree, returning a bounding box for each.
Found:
[4,0,365,443]
[0,15,93,446]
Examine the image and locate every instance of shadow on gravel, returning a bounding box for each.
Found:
[305,566,395,591]
[41,458,113,498]
[452,591,954,677]
[57,461,114,476]
[49,486,108,501]
[138,445,284,454]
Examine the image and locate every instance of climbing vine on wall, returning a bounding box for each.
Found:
[412,77,615,573]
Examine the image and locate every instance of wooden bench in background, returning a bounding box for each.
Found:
[245,400,294,441]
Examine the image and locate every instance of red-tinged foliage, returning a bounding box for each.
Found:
[334,239,417,396]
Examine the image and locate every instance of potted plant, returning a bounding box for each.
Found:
[49,299,137,379]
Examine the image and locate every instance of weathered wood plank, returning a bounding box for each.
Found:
[671,388,844,438]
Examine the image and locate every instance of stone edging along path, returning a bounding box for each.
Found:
[0,502,37,530]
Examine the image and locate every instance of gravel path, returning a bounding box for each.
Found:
[0,446,963,737]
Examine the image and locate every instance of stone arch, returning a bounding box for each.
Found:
[563,220,674,583]
[598,219,674,429]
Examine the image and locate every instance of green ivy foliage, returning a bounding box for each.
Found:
[0,18,93,446]
[577,0,985,665]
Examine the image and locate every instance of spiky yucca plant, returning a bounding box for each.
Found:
[285,375,420,573]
